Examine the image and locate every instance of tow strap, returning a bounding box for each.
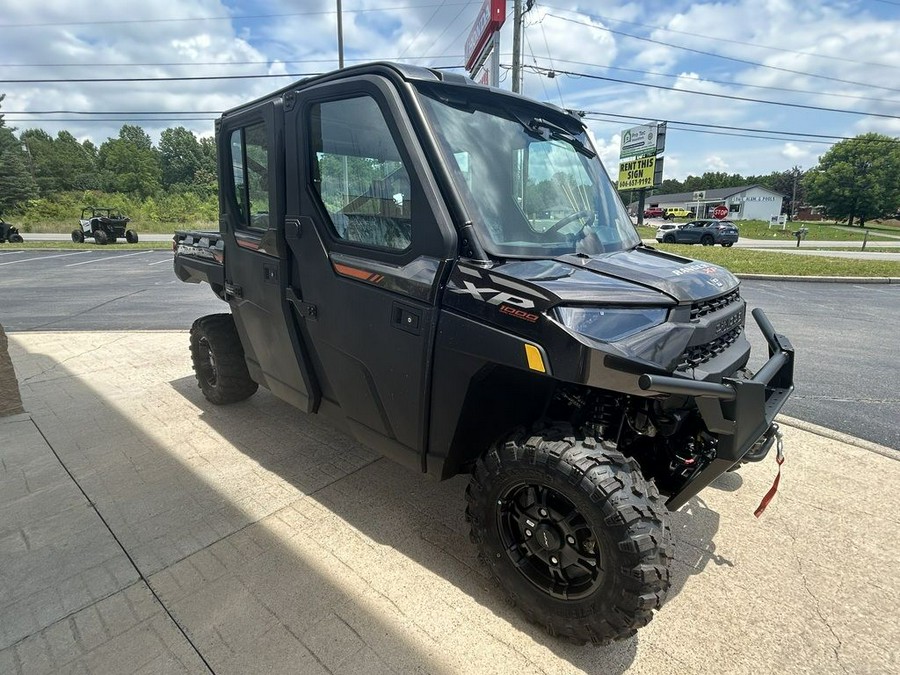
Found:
[754,427,785,518]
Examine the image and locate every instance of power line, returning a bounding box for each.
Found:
[578,110,900,144]
[527,55,900,106]
[545,13,900,94]
[397,2,446,58]
[541,4,900,71]
[516,64,900,120]
[7,117,217,123]
[586,115,835,145]
[0,3,479,29]
[0,55,466,68]
[0,65,467,84]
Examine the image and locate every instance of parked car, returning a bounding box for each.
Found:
[655,222,683,236]
[0,219,24,243]
[656,219,739,246]
[664,207,694,218]
[643,206,670,219]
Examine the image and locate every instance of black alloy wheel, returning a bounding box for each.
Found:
[496,482,604,600]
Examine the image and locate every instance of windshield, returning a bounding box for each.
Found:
[416,85,640,258]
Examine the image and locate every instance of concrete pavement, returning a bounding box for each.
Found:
[1,330,898,674]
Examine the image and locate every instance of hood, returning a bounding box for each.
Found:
[493,247,739,305]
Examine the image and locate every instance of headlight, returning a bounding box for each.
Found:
[556,306,668,342]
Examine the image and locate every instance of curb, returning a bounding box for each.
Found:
[737,274,899,283]
[776,414,898,460]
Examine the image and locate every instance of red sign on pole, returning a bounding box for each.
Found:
[465,0,506,72]
[713,205,729,219]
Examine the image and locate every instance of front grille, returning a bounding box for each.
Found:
[690,289,740,321]
[678,326,743,369]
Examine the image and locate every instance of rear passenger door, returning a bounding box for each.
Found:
[218,103,317,412]
[283,75,457,469]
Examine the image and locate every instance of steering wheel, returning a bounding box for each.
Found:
[544,209,595,235]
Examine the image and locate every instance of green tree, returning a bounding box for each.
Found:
[804,134,900,226]
[0,94,39,215]
[98,124,161,198]
[159,126,204,191]
[19,129,99,194]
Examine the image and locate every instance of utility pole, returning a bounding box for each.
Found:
[336,0,344,68]
[511,0,522,93]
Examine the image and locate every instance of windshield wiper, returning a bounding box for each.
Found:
[527,118,596,158]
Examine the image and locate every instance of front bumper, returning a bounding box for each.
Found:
[638,308,794,510]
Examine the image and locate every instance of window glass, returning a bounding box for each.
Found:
[416,86,639,258]
[230,123,270,230]
[310,96,412,251]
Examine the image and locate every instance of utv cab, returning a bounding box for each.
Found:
[73,207,138,244]
[173,62,795,645]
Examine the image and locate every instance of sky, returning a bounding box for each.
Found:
[1,0,898,181]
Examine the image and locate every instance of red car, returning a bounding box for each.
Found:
[643,207,671,219]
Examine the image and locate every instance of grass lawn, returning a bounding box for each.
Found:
[14,220,215,235]
[653,244,900,277]
[2,241,171,251]
[637,219,900,243]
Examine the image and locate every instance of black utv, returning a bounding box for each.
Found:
[0,219,24,243]
[173,63,794,644]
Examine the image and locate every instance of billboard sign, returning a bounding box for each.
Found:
[465,0,506,71]
[618,156,663,190]
[619,123,661,159]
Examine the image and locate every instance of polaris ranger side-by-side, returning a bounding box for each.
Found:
[174,63,794,643]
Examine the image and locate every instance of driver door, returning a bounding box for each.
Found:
[282,75,457,469]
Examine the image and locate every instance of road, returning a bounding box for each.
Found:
[1,249,897,449]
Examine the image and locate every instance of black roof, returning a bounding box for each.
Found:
[221,61,575,125]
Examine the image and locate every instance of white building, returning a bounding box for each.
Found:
[647,185,785,221]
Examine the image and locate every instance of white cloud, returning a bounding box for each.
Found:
[0,0,896,181]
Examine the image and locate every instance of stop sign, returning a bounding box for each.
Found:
[713,205,729,219]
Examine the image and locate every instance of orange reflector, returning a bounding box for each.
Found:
[524,344,546,373]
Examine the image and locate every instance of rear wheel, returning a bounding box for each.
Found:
[700,234,714,246]
[94,229,108,245]
[71,229,85,243]
[722,242,734,247]
[125,229,139,243]
[190,313,258,405]
[466,426,673,644]
[8,233,23,243]
[662,234,676,244]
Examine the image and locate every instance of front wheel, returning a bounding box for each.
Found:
[94,229,108,245]
[466,427,673,644]
[662,234,676,244]
[8,233,23,243]
[125,229,139,243]
[189,313,258,405]
[72,229,85,243]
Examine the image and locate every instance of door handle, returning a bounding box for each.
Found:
[392,302,421,336]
